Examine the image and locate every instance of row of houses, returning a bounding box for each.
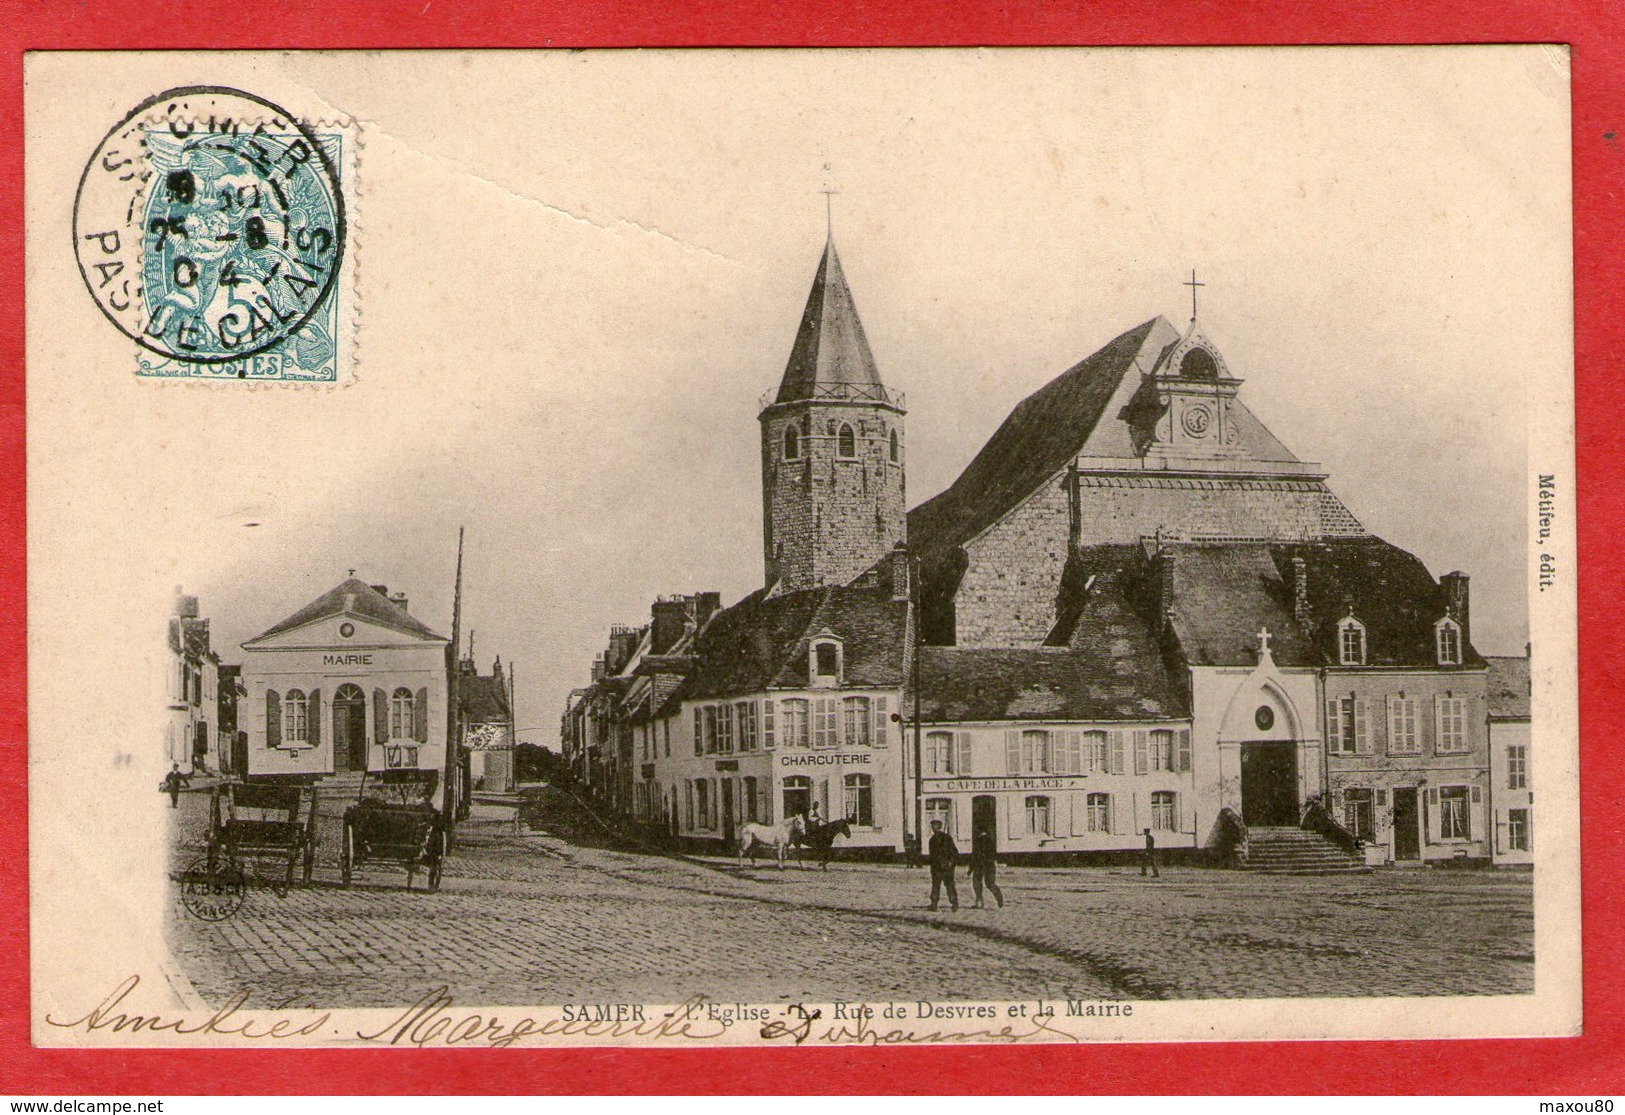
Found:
[562,233,1534,868]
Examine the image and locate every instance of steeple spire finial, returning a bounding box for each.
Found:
[1184,268,1206,322]
[820,185,840,239]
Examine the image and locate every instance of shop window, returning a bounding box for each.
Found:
[1025,795,1051,837]
[925,797,953,834]
[1151,790,1178,832]
[783,775,812,823]
[843,774,874,826]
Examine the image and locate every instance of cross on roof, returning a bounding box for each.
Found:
[1258,626,1273,655]
[820,186,840,236]
[1184,268,1205,321]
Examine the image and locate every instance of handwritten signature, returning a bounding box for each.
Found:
[759,1004,1080,1046]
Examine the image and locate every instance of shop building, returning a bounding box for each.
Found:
[1486,654,1533,865]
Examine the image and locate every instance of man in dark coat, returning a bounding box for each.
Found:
[927,820,959,911]
[161,763,191,808]
[1142,827,1160,877]
[969,826,1004,908]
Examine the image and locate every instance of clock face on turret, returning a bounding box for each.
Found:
[1182,404,1213,437]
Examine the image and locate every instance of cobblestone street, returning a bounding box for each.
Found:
[166,785,1534,1010]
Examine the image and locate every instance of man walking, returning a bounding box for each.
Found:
[161,763,191,809]
[1141,826,1159,877]
[969,826,1004,908]
[927,819,959,911]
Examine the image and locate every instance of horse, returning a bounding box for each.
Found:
[736,815,805,870]
[794,817,852,871]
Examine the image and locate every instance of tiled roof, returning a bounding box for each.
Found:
[774,237,886,404]
[908,318,1161,568]
[919,645,1187,724]
[461,672,511,723]
[1163,543,1315,668]
[1485,656,1531,719]
[1272,538,1485,668]
[672,582,909,702]
[246,578,445,644]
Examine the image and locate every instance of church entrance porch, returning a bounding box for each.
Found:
[1240,741,1298,827]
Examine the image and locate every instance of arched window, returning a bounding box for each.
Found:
[783,423,801,461]
[390,687,414,739]
[283,689,308,743]
[1436,618,1462,665]
[843,774,874,826]
[1180,347,1220,380]
[889,428,899,463]
[1339,617,1367,665]
[837,423,856,459]
[782,775,812,822]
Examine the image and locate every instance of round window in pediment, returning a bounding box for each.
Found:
[1255,705,1275,731]
[1180,346,1220,380]
[339,621,356,639]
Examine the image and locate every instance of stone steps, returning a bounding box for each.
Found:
[1243,826,1368,874]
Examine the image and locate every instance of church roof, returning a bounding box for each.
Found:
[918,644,1188,724]
[671,581,909,702]
[245,578,446,645]
[907,318,1170,567]
[1162,543,1316,668]
[773,237,887,405]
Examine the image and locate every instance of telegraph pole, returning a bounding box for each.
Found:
[443,526,465,848]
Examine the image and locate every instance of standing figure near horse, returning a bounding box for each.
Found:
[736,815,804,869]
[794,815,851,870]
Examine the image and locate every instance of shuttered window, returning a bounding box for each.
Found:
[1086,792,1112,833]
[1387,696,1420,754]
[871,696,889,746]
[266,689,282,747]
[737,701,757,752]
[1082,731,1107,773]
[284,689,308,744]
[1025,796,1051,836]
[842,696,871,747]
[1435,696,1469,754]
[955,732,973,776]
[1439,786,1469,839]
[693,707,703,756]
[1151,791,1178,831]
[761,698,774,749]
[926,731,954,775]
[390,688,414,740]
[1148,730,1175,772]
[782,699,809,748]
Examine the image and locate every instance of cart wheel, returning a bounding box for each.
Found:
[341,821,354,888]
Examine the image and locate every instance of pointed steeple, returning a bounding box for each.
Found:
[774,236,885,404]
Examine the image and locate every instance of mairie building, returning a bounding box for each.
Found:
[563,229,1514,867]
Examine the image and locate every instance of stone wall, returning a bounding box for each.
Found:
[761,402,906,592]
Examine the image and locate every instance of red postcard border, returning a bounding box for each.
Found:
[1,0,1619,1094]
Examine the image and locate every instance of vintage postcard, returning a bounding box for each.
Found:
[25,47,1578,1048]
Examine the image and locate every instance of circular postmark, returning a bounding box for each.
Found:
[73,86,345,364]
[178,855,247,922]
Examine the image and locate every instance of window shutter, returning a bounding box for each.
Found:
[1326,700,1339,744]
[1006,794,1022,841]
[1133,731,1148,775]
[1070,792,1090,836]
[267,689,281,747]
[308,689,322,748]
[371,688,386,743]
[1112,792,1129,835]
[1354,699,1370,753]
[1432,696,1444,755]
[1109,730,1125,775]
[956,732,972,776]
[693,708,703,756]
[1385,696,1397,754]
[415,687,428,742]
[872,696,888,746]
[1059,731,1080,775]
[1176,729,1191,773]
[762,698,774,749]
[1004,731,1021,775]
[1041,733,1053,774]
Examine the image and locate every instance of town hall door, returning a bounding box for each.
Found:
[332,684,368,772]
[1240,742,1297,826]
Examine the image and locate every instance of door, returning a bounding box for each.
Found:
[1393,786,1420,860]
[720,779,736,843]
[332,685,368,772]
[1240,742,1298,826]
[972,795,998,853]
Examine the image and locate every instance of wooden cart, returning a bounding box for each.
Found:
[207,781,319,895]
[341,769,446,892]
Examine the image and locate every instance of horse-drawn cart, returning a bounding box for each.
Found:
[206,781,319,894]
[341,769,446,892]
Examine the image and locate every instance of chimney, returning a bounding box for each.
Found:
[175,592,200,619]
[370,584,389,599]
[1441,571,1471,650]
[884,542,911,601]
[390,591,409,613]
[591,653,606,683]
[693,592,722,630]
[606,625,640,675]
[1291,556,1310,631]
[651,598,689,654]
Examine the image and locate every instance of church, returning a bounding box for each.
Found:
[563,229,1498,867]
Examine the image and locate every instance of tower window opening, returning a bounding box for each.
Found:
[837,423,856,459]
[889,428,899,463]
[1179,347,1220,380]
[783,423,801,461]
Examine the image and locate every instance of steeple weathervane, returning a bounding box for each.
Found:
[1184,268,1205,321]
[820,185,840,238]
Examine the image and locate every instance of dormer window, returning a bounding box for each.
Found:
[837,423,856,459]
[1338,617,1366,666]
[810,636,843,686]
[1436,618,1462,666]
[783,423,801,461]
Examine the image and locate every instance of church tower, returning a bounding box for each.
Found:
[760,234,907,593]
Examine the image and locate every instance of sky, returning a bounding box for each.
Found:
[31,47,1573,751]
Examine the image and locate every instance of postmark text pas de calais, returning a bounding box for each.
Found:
[73,85,354,383]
